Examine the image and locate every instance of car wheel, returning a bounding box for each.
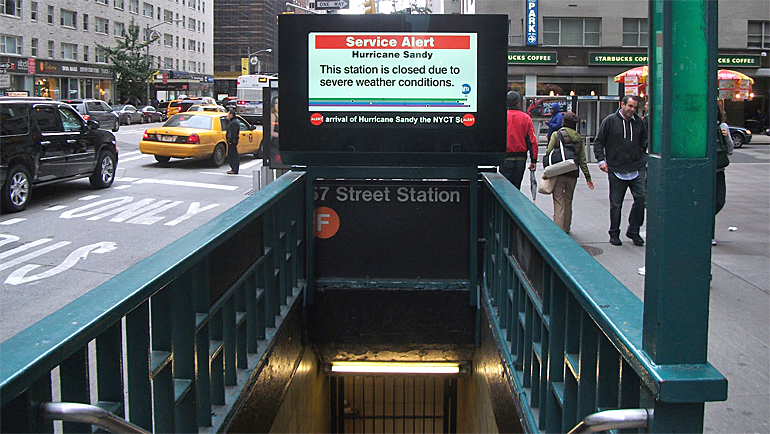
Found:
[112,119,120,132]
[731,132,743,148]
[141,116,147,124]
[154,155,171,163]
[125,116,131,126]
[2,165,32,213]
[90,150,116,189]
[211,143,227,167]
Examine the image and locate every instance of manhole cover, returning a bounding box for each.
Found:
[581,245,603,256]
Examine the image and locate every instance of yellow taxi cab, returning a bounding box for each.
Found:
[187,104,227,113]
[139,112,262,165]
[166,99,183,117]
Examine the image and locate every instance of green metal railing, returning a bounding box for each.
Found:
[481,172,726,433]
[0,172,306,433]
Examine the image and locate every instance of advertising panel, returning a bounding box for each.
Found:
[278,14,508,166]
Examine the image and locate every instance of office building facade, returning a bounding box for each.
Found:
[1,0,214,102]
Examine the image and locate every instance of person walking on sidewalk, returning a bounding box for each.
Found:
[546,101,564,141]
[713,102,734,246]
[501,91,538,189]
[225,110,240,175]
[594,95,648,246]
[545,112,594,233]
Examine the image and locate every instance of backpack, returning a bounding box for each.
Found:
[543,129,579,178]
[716,123,730,169]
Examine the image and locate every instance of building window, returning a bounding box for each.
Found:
[1,0,22,17]
[175,59,179,70]
[95,47,107,63]
[114,21,125,37]
[95,17,108,34]
[182,60,185,70]
[83,45,88,61]
[623,18,647,47]
[61,42,77,60]
[189,60,195,71]
[202,1,204,12]
[47,5,53,23]
[164,57,172,69]
[114,0,124,9]
[0,35,22,55]
[142,2,152,17]
[83,14,88,30]
[47,40,54,57]
[188,17,195,30]
[96,0,107,5]
[163,33,172,46]
[31,37,37,56]
[30,1,36,20]
[748,21,770,49]
[163,9,172,21]
[156,7,159,19]
[543,18,601,46]
[202,22,204,33]
[60,9,76,28]
[182,38,185,49]
[128,0,138,14]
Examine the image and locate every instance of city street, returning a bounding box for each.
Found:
[0,122,264,341]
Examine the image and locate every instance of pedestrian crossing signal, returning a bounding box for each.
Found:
[363,0,376,14]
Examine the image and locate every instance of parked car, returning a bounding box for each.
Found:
[729,125,752,148]
[187,104,227,113]
[138,105,166,123]
[62,99,120,132]
[111,104,144,125]
[139,112,262,165]
[0,98,118,213]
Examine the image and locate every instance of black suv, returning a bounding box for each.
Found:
[0,98,119,213]
[63,99,120,132]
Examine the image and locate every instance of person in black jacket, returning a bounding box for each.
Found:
[593,95,648,246]
[225,110,240,174]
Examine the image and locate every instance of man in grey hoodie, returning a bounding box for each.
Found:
[593,95,648,246]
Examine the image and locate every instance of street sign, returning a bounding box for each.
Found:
[0,74,10,88]
[0,63,12,69]
[315,0,348,9]
[250,56,259,65]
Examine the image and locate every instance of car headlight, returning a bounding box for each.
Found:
[746,131,751,135]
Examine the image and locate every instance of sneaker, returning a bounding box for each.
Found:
[227,170,238,174]
[711,239,717,246]
[626,232,644,246]
[610,235,622,246]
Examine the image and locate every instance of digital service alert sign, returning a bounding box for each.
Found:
[279,15,508,166]
[308,33,477,114]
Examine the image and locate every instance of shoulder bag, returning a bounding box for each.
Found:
[543,130,579,178]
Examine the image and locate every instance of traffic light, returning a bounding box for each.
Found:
[363,0,376,14]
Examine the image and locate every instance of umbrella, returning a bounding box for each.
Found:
[530,170,537,201]
[718,69,754,84]
[614,65,648,84]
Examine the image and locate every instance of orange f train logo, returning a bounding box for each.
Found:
[314,206,340,239]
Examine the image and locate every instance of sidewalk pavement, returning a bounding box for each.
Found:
[529,133,769,434]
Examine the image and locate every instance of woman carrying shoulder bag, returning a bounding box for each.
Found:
[713,103,734,246]
[545,112,594,233]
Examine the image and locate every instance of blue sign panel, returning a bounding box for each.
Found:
[526,0,538,46]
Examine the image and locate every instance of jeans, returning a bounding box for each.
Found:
[228,142,240,173]
[608,170,646,237]
[500,160,526,189]
[713,170,726,238]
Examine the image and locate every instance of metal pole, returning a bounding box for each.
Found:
[146,24,150,105]
[567,409,651,434]
[643,0,726,431]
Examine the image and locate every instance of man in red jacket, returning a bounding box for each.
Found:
[501,91,538,189]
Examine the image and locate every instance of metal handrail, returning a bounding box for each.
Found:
[567,408,652,434]
[40,403,151,434]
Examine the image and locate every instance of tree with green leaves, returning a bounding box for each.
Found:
[97,19,154,104]
[390,0,431,14]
